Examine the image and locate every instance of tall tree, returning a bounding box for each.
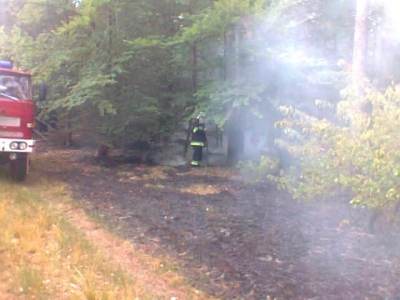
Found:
[352,0,369,88]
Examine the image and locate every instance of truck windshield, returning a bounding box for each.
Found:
[0,74,32,100]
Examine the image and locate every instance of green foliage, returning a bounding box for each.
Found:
[48,73,116,113]
[178,0,265,43]
[195,81,265,127]
[0,0,383,155]
[0,0,200,146]
[276,86,400,209]
[1,0,329,149]
[240,155,281,183]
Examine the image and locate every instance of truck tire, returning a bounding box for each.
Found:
[10,154,29,182]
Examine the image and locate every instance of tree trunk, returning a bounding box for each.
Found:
[223,31,228,81]
[351,0,372,129]
[64,112,73,147]
[226,24,245,165]
[191,43,198,93]
[233,24,241,82]
[96,144,110,160]
[227,111,244,165]
[107,3,116,69]
[352,0,369,89]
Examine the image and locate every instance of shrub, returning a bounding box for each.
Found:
[275,85,400,209]
[239,155,281,183]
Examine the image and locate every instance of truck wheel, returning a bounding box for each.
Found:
[10,154,29,182]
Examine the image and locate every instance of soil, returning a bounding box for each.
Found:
[35,149,400,299]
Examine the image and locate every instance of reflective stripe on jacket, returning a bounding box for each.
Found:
[191,126,207,147]
[191,141,204,147]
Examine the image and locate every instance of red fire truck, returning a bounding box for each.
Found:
[0,60,40,181]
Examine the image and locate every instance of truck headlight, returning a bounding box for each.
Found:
[10,142,19,150]
[18,142,28,150]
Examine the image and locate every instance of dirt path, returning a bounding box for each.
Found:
[35,149,400,299]
[57,203,208,300]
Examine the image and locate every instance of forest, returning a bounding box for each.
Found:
[1,0,400,299]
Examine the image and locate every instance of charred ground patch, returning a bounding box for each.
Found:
[35,149,400,299]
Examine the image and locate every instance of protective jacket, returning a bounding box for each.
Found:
[190,126,207,147]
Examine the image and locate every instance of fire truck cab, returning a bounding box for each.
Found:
[0,60,36,181]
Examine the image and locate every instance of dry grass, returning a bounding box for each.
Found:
[179,184,222,196]
[176,167,238,180]
[118,166,170,182]
[0,159,213,300]
[0,180,140,299]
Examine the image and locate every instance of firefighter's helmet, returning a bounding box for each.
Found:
[196,112,205,125]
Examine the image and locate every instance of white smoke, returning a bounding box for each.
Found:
[376,0,400,41]
[384,1,400,24]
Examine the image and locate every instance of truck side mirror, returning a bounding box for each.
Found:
[38,82,47,102]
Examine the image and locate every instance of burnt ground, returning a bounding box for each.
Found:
[36,149,400,299]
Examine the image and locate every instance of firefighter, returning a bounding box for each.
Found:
[190,117,207,167]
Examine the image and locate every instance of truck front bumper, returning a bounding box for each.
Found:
[0,138,35,153]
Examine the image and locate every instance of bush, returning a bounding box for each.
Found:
[275,85,400,209]
[239,155,281,183]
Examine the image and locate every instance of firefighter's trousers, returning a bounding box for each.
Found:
[191,146,203,166]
